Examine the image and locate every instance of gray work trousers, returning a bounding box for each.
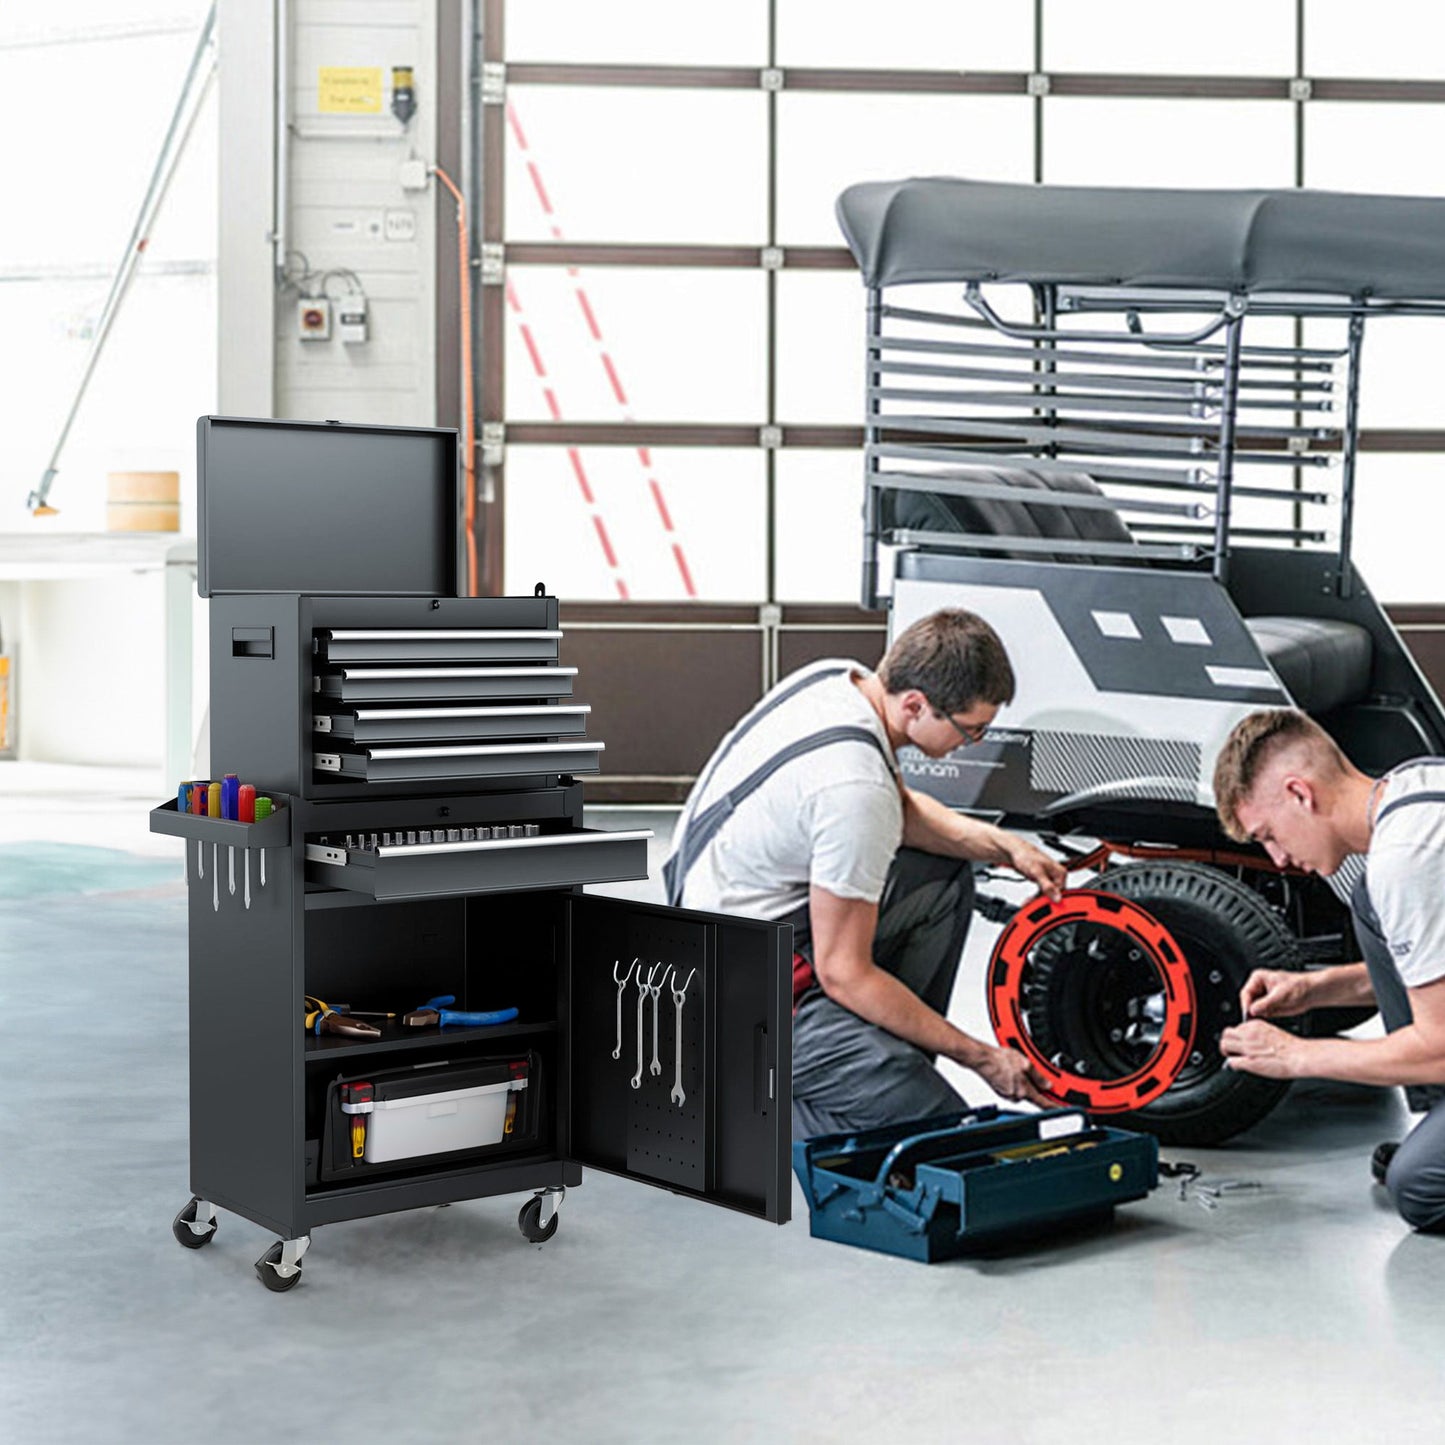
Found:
[790,848,975,1139]
[1353,881,1445,1232]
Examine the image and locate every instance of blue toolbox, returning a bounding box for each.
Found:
[793,1106,1159,1262]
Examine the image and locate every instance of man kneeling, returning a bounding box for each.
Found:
[1214,708,1445,1232]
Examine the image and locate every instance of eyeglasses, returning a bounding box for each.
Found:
[932,709,990,745]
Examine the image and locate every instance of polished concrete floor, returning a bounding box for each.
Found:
[1,766,1441,1445]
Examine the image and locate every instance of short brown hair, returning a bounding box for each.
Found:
[878,608,1015,714]
[1213,708,1348,841]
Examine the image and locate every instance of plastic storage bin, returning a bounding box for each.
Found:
[322,1055,535,1181]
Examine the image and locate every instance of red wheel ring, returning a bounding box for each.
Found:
[986,889,1197,1113]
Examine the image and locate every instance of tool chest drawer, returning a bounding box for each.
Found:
[305,824,652,901]
[794,1107,1158,1262]
[315,628,562,665]
[314,739,604,784]
[314,705,590,745]
[315,666,577,704]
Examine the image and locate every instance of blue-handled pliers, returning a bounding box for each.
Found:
[401,995,519,1029]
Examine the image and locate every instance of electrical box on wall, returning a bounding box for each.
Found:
[298,299,332,341]
[338,298,369,344]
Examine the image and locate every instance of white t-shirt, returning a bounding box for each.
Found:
[669,659,903,922]
[1367,760,1445,989]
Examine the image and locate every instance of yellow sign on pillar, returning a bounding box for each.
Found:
[318,67,383,115]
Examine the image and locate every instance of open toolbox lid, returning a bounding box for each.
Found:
[196,416,460,597]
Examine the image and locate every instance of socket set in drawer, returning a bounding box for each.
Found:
[319,824,546,854]
[303,824,654,901]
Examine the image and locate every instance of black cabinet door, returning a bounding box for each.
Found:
[567,895,792,1223]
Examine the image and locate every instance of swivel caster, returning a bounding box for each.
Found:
[518,1189,562,1244]
[255,1235,310,1292]
[171,1197,217,1250]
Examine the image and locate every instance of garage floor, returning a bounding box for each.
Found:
[1,767,1440,1445]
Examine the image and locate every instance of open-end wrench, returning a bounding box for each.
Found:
[612,958,638,1060]
[670,968,697,1107]
[648,964,672,1076]
[632,962,658,1089]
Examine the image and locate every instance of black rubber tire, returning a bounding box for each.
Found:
[171,1197,217,1250]
[1025,862,1301,1146]
[518,1197,559,1244]
[255,1242,303,1292]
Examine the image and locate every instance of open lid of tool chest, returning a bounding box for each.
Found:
[196,416,461,598]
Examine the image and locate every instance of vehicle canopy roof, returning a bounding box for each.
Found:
[837,177,1445,299]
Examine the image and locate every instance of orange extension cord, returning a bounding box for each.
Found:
[432,165,478,596]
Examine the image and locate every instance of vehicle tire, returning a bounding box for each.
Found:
[518,1197,559,1244]
[1022,861,1301,1146]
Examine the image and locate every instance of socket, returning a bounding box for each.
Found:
[297,298,331,341]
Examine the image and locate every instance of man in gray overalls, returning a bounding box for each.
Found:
[1213,708,1445,1231]
[663,608,1066,1138]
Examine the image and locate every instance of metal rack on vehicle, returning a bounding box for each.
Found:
[153,417,792,1292]
[839,179,1445,1145]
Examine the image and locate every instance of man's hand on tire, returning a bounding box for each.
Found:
[973,1043,1057,1108]
[1239,967,1314,1021]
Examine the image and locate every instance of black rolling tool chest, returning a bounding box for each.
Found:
[151,417,792,1292]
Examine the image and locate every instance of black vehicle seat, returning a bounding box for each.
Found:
[1243,616,1374,716]
[884,466,1376,716]
[885,466,1135,564]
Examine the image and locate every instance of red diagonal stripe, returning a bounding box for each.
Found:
[672,543,697,597]
[593,515,619,569]
[576,290,602,341]
[615,577,631,600]
[600,352,628,406]
[505,279,522,313]
[528,161,553,215]
[649,479,674,532]
[506,103,528,150]
[519,323,546,378]
[566,447,595,504]
[542,387,562,421]
[638,446,653,467]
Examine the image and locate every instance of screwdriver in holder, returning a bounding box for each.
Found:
[254,796,273,887]
[238,784,256,907]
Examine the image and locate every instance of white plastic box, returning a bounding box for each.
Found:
[359,1076,528,1164]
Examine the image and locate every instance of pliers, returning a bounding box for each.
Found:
[303,995,384,1039]
[402,995,519,1029]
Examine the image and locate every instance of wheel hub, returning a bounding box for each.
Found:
[988,890,1198,1112]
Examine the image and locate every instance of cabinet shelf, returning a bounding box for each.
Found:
[303,1018,556,1062]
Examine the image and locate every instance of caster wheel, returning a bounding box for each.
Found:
[255,1242,303,1292]
[172,1197,217,1250]
[518,1197,560,1244]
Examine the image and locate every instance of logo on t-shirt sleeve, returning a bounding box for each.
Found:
[1391,940,1414,958]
